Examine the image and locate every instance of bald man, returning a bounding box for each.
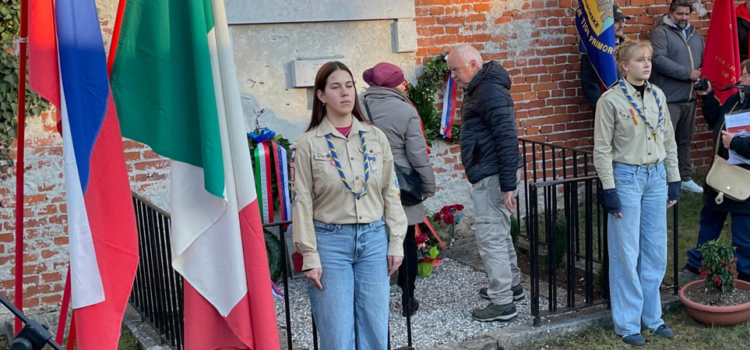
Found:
[447,45,523,322]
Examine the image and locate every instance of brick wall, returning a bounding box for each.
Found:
[414,0,719,178]
[0,110,169,315]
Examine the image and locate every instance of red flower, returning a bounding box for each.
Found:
[721,260,726,264]
[416,232,428,245]
[443,213,455,225]
[727,266,732,271]
[735,257,739,262]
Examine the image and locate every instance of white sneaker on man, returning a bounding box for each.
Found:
[681,180,703,194]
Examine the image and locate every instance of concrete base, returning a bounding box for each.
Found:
[122,305,171,350]
[431,295,681,350]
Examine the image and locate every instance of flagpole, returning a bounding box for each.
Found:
[14,0,30,334]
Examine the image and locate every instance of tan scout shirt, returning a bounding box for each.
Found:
[291,117,407,271]
[594,80,680,190]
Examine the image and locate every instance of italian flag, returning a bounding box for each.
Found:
[109,0,279,348]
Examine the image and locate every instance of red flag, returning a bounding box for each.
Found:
[703,0,741,103]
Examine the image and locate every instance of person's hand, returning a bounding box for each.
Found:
[690,69,702,81]
[388,255,403,276]
[612,212,624,219]
[304,268,323,290]
[502,191,516,213]
[722,130,736,150]
[668,200,678,208]
[697,80,712,95]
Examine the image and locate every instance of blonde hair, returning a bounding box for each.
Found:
[615,40,653,74]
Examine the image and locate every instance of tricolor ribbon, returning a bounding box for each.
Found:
[253,138,292,225]
[254,142,271,223]
[276,144,292,224]
[263,142,274,222]
[440,75,457,139]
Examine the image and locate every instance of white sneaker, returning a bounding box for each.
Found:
[681,180,704,194]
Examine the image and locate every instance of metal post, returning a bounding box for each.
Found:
[14,0,30,333]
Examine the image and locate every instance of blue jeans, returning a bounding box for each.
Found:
[607,162,667,336]
[308,219,390,350]
[687,208,750,276]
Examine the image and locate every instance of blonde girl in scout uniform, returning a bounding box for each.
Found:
[291,61,407,350]
[594,40,681,346]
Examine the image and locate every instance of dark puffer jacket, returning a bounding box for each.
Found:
[459,61,520,190]
[701,90,750,215]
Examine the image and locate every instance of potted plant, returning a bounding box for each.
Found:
[679,240,750,326]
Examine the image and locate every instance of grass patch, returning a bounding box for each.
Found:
[519,176,748,349]
[518,304,750,350]
[118,329,139,349]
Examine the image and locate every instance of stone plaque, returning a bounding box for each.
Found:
[292,58,348,88]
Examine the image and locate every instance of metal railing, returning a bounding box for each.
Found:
[526,175,680,326]
[131,193,184,349]
[517,138,601,261]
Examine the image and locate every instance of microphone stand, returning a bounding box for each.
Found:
[0,294,61,350]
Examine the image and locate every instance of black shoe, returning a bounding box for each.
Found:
[471,302,518,322]
[622,333,646,346]
[402,298,419,317]
[479,284,525,301]
[651,325,674,339]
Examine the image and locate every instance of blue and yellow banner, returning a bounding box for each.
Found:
[577,0,618,88]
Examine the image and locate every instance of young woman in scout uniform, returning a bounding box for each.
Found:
[291,61,407,349]
[593,40,681,346]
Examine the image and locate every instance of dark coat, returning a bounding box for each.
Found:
[649,16,705,103]
[459,61,520,190]
[701,90,750,214]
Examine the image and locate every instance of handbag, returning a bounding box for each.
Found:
[363,97,424,206]
[705,122,750,204]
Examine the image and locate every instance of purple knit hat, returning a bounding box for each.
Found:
[363,62,405,88]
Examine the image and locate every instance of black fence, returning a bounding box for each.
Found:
[131,193,184,349]
[525,173,680,326]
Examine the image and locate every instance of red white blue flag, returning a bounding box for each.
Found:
[28,0,139,348]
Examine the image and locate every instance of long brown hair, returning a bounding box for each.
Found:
[306,61,367,132]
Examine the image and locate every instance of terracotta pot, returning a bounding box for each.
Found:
[679,279,750,326]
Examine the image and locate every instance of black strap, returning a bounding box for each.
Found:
[362,97,376,124]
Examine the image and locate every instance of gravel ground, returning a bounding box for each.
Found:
[274,258,551,349]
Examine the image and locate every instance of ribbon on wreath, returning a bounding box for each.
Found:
[250,129,294,225]
[272,142,292,225]
[439,75,457,139]
[249,128,276,143]
[253,142,274,223]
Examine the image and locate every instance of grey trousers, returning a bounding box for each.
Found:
[472,174,521,305]
[667,101,697,181]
